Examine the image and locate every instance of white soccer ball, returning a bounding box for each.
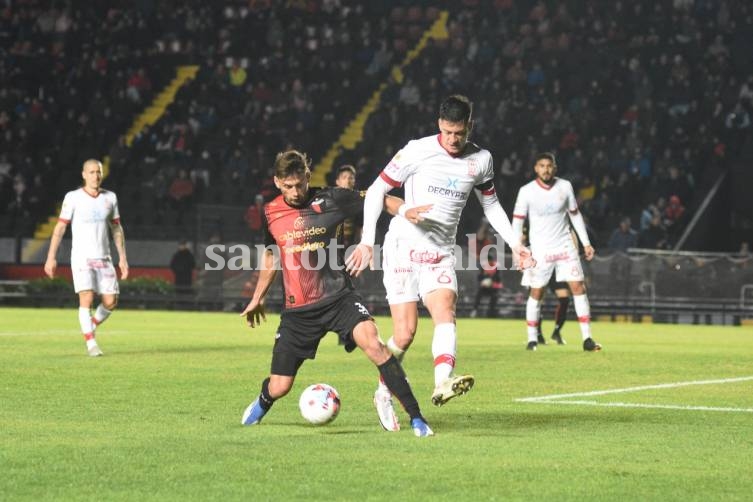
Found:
[299,383,341,425]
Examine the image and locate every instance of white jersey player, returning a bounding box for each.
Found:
[512,152,601,352]
[44,159,129,357]
[346,95,532,432]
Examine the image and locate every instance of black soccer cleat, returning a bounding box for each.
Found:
[537,333,547,345]
[582,337,602,352]
[526,341,538,351]
[551,330,566,345]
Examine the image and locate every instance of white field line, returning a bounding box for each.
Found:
[0,330,131,337]
[523,400,753,413]
[516,376,753,413]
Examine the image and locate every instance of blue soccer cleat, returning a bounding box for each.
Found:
[241,397,267,425]
[411,417,434,438]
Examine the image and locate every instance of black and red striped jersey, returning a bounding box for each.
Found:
[264,187,365,310]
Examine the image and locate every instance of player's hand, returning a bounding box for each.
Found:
[240,300,266,328]
[583,245,595,261]
[119,259,130,280]
[513,245,536,270]
[43,258,57,279]
[404,204,433,224]
[345,243,373,277]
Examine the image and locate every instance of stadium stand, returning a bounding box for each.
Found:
[1,1,753,318]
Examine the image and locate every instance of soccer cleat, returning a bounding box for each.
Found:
[373,388,400,431]
[410,417,434,437]
[537,333,547,345]
[526,341,538,351]
[583,338,602,352]
[551,330,566,345]
[431,374,475,406]
[241,397,267,425]
[87,344,103,357]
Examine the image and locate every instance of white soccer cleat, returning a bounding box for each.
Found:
[373,387,400,431]
[431,374,475,407]
[87,344,103,357]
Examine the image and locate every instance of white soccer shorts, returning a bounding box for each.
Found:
[72,258,120,294]
[381,236,457,304]
[520,244,584,288]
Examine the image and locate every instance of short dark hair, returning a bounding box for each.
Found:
[337,164,356,176]
[439,95,472,123]
[534,152,557,166]
[274,149,311,179]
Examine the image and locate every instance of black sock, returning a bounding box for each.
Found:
[258,377,275,411]
[378,356,423,421]
[555,297,570,330]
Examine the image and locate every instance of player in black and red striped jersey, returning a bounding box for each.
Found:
[240,150,434,437]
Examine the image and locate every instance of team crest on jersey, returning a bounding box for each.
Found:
[293,217,305,230]
[467,158,478,176]
[310,197,324,213]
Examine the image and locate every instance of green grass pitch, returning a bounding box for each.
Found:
[1,307,752,501]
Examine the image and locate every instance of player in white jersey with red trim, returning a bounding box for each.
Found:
[347,95,532,431]
[44,159,129,357]
[512,152,601,352]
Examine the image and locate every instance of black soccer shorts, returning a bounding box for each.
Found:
[270,291,373,376]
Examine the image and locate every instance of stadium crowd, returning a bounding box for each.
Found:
[1,0,752,251]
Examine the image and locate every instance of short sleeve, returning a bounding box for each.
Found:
[565,181,578,212]
[331,187,365,217]
[513,187,529,219]
[110,192,121,224]
[59,192,74,223]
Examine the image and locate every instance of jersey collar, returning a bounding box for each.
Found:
[535,178,557,190]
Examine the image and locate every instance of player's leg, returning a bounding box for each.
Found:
[568,280,601,351]
[551,284,570,344]
[92,294,117,329]
[486,288,499,318]
[352,319,432,436]
[77,289,101,356]
[423,285,473,406]
[241,360,299,426]
[243,312,317,425]
[526,287,545,351]
[91,261,120,329]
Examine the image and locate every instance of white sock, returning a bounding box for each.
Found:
[93,304,112,327]
[79,307,94,336]
[526,297,541,343]
[573,294,592,340]
[432,323,456,387]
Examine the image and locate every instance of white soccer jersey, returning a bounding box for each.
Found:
[513,178,579,251]
[379,134,495,248]
[59,188,120,265]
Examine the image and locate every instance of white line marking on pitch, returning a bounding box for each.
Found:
[516,376,753,413]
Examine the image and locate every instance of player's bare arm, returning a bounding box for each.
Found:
[241,249,279,328]
[584,245,595,261]
[110,222,129,280]
[44,220,68,278]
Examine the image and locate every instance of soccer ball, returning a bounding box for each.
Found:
[298,383,341,425]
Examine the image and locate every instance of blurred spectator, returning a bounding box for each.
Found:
[607,217,638,252]
[639,214,668,249]
[470,250,503,318]
[244,194,265,243]
[168,169,195,214]
[170,240,196,295]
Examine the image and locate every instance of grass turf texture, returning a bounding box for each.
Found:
[1,307,752,501]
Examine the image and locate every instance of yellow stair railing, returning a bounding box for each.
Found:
[310,11,449,186]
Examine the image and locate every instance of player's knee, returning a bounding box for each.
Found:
[570,282,586,295]
[103,296,118,310]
